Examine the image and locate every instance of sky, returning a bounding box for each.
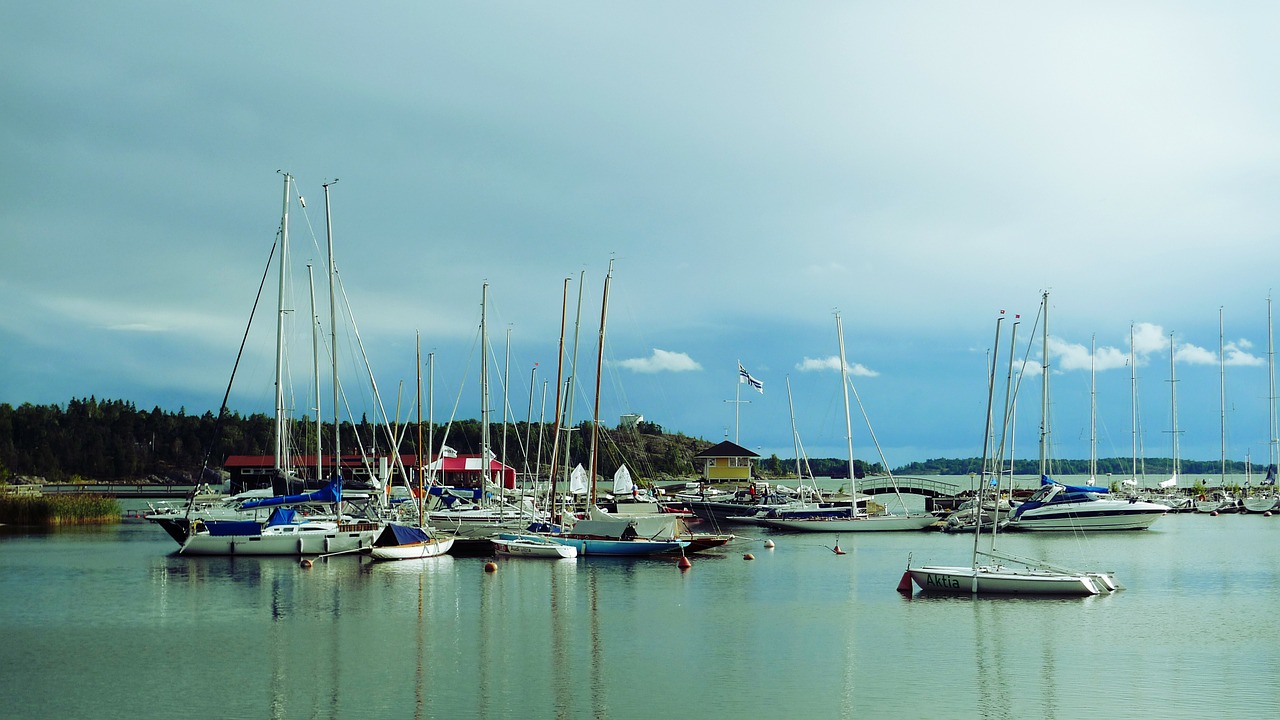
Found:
[4,3,1280,473]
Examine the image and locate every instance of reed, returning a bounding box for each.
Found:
[0,494,121,525]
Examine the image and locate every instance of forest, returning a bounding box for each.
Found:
[4,398,1241,486]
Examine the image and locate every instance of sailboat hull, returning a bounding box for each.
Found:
[370,537,455,560]
[757,514,937,532]
[907,565,1107,596]
[179,523,380,556]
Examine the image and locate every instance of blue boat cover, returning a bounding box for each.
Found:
[265,507,299,527]
[1040,475,1109,494]
[241,477,342,509]
[375,523,431,546]
[203,520,262,536]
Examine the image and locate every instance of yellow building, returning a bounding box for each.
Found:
[695,441,759,483]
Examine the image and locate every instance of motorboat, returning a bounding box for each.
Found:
[1002,477,1167,531]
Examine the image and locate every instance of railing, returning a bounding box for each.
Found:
[854,475,962,498]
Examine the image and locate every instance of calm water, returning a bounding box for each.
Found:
[3,498,1279,719]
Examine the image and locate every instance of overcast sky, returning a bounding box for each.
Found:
[4,3,1280,473]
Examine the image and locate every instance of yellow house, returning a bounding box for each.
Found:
[695,440,759,483]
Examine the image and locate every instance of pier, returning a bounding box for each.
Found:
[37,484,197,499]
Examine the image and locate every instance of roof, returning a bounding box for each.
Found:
[693,441,759,459]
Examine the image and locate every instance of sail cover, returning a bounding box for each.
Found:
[241,477,342,509]
[373,524,431,547]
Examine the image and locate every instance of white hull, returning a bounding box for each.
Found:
[370,536,455,560]
[758,513,937,532]
[908,564,1113,596]
[1005,501,1166,531]
[180,524,380,556]
[492,537,577,559]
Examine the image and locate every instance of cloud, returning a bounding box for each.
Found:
[615,348,701,374]
[796,355,879,377]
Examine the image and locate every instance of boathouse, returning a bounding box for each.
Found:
[694,440,759,483]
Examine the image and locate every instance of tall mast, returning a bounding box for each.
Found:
[323,179,340,480]
[589,261,613,506]
[416,332,424,525]
[786,376,803,481]
[547,277,569,520]
[1269,297,1277,477]
[501,326,512,481]
[561,272,586,493]
[1170,331,1180,482]
[309,264,321,482]
[973,313,1005,580]
[480,283,491,496]
[1038,291,1050,480]
[1130,323,1138,484]
[1090,334,1097,483]
[274,173,291,474]
[1220,308,1226,485]
[836,312,856,485]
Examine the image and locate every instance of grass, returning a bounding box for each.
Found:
[0,494,121,525]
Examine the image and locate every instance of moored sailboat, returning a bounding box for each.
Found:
[905,299,1122,595]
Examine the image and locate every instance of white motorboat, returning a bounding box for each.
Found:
[1003,479,1168,531]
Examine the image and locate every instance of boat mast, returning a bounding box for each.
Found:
[561,272,586,500]
[1269,296,1277,480]
[480,283,491,501]
[274,173,291,475]
[417,332,424,525]
[1131,323,1138,485]
[1170,331,1180,483]
[786,376,803,481]
[1220,308,1226,486]
[995,315,1019,528]
[973,313,1005,586]
[323,179,340,482]
[1038,291,1050,480]
[547,277,570,522]
[309,264,322,482]
[589,261,613,507]
[836,312,856,487]
[1090,334,1097,484]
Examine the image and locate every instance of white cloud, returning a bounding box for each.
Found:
[616,348,701,374]
[796,355,879,377]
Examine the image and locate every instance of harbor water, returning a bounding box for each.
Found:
[3,492,1279,719]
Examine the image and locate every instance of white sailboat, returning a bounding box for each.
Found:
[904,305,1121,596]
[181,175,382,556]
[755,312,935,532]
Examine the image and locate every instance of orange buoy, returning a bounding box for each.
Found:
[300,558,313,569]
[1265,511,1273,517]
[677,556,692,570]
[484,561,498,573]
[1210,511,1219,517]
[743,553,755,560]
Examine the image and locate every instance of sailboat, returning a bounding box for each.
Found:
[1002,295,1167,532]
[1244,299,1280,513]
[425,284,547,549]
[180,175,382,556]
[903,307,1121,596]
[369,336,454,560]
[542,263,689,556]
[755,312,936,532]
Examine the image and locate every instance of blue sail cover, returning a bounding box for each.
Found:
[1041,474,1109,494]
[241,477,342,509]
[374,523,431,547]
[265,507,299,527]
